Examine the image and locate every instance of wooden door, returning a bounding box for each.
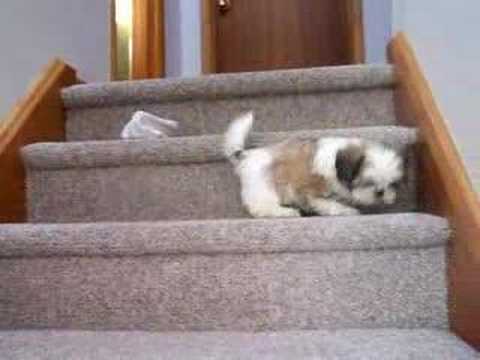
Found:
[203,0,364,74]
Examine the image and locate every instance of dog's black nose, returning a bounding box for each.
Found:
[376,190,385,197]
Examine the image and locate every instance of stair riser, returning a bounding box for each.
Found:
[27,163,243,222]
[0,247,447,331]
[66,89,395,141]
[27,156,417,223]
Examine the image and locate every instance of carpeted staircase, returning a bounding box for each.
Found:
[0,65,477,359]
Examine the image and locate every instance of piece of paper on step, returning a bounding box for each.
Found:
[121,111,179,139]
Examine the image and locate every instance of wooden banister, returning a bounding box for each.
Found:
[0,58,80,223]
[388,32,480,349]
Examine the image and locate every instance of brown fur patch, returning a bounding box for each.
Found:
[271,140,327,208]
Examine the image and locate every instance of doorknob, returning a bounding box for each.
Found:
[218,0,232,14]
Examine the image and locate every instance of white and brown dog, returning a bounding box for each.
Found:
[224,112,404,218]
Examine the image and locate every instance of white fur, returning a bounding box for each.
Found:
[224,113,300,218]
[313,137,403,207]
[224,111,254,160]
[313,137,363,179]
[309,198,360,216]
[312,137,362,200]
[361,145,402,204]
[345,144,403,206]
[236,148,300,218]
[224,113,403,218]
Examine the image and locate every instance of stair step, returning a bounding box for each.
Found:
[0,214,449,332]
[22,126,417,223]
[63,65,395,108]
[0,329,476,359]
[0,214,448,258]
[0,218,447,330]
[0,212,447,331]
[61,64,397,140]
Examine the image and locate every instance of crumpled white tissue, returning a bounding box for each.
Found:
[121,111,179,139]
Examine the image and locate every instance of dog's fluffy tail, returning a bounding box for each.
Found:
[224,111,254,162]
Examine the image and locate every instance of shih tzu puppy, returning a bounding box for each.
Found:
[224,112,404,218]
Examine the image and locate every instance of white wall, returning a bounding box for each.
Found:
[165,0,201,78]
[393,0,480,191]
[0,0,110,119]
[363,0,392,63]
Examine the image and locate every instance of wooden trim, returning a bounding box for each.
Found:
[388,32,480,350]
[344,0,365,64]
[201,0,217,74]
[109,0,118,81]
[0,59,79,223]
[132,0,165,79]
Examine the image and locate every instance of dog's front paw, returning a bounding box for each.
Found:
[249,205,301,218]
[331,207,360,216]
[275,207,301,218]
[309,199,360,217]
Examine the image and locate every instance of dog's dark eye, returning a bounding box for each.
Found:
[391,181,401,189]
[362,180,375,188]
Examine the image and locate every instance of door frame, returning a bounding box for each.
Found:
[201,0,365,74]
[109,0,118,80]
[132,0,165,79]
[344,0,365,64]
[201,0,218,74]
[110,0,165,80]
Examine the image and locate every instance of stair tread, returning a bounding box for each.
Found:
[22,126,416,170]
[0,213,448,258]
[23,126,418,222]
[0,329,475,359]
[62,64,395,109]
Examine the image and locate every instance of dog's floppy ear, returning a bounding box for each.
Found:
[335,145,365,187]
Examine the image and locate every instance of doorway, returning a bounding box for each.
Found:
[202,0,364,74]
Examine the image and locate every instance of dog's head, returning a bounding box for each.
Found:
[335,142,404,206]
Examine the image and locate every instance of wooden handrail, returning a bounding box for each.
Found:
[389,32,480,349]
[0,58,79,222]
